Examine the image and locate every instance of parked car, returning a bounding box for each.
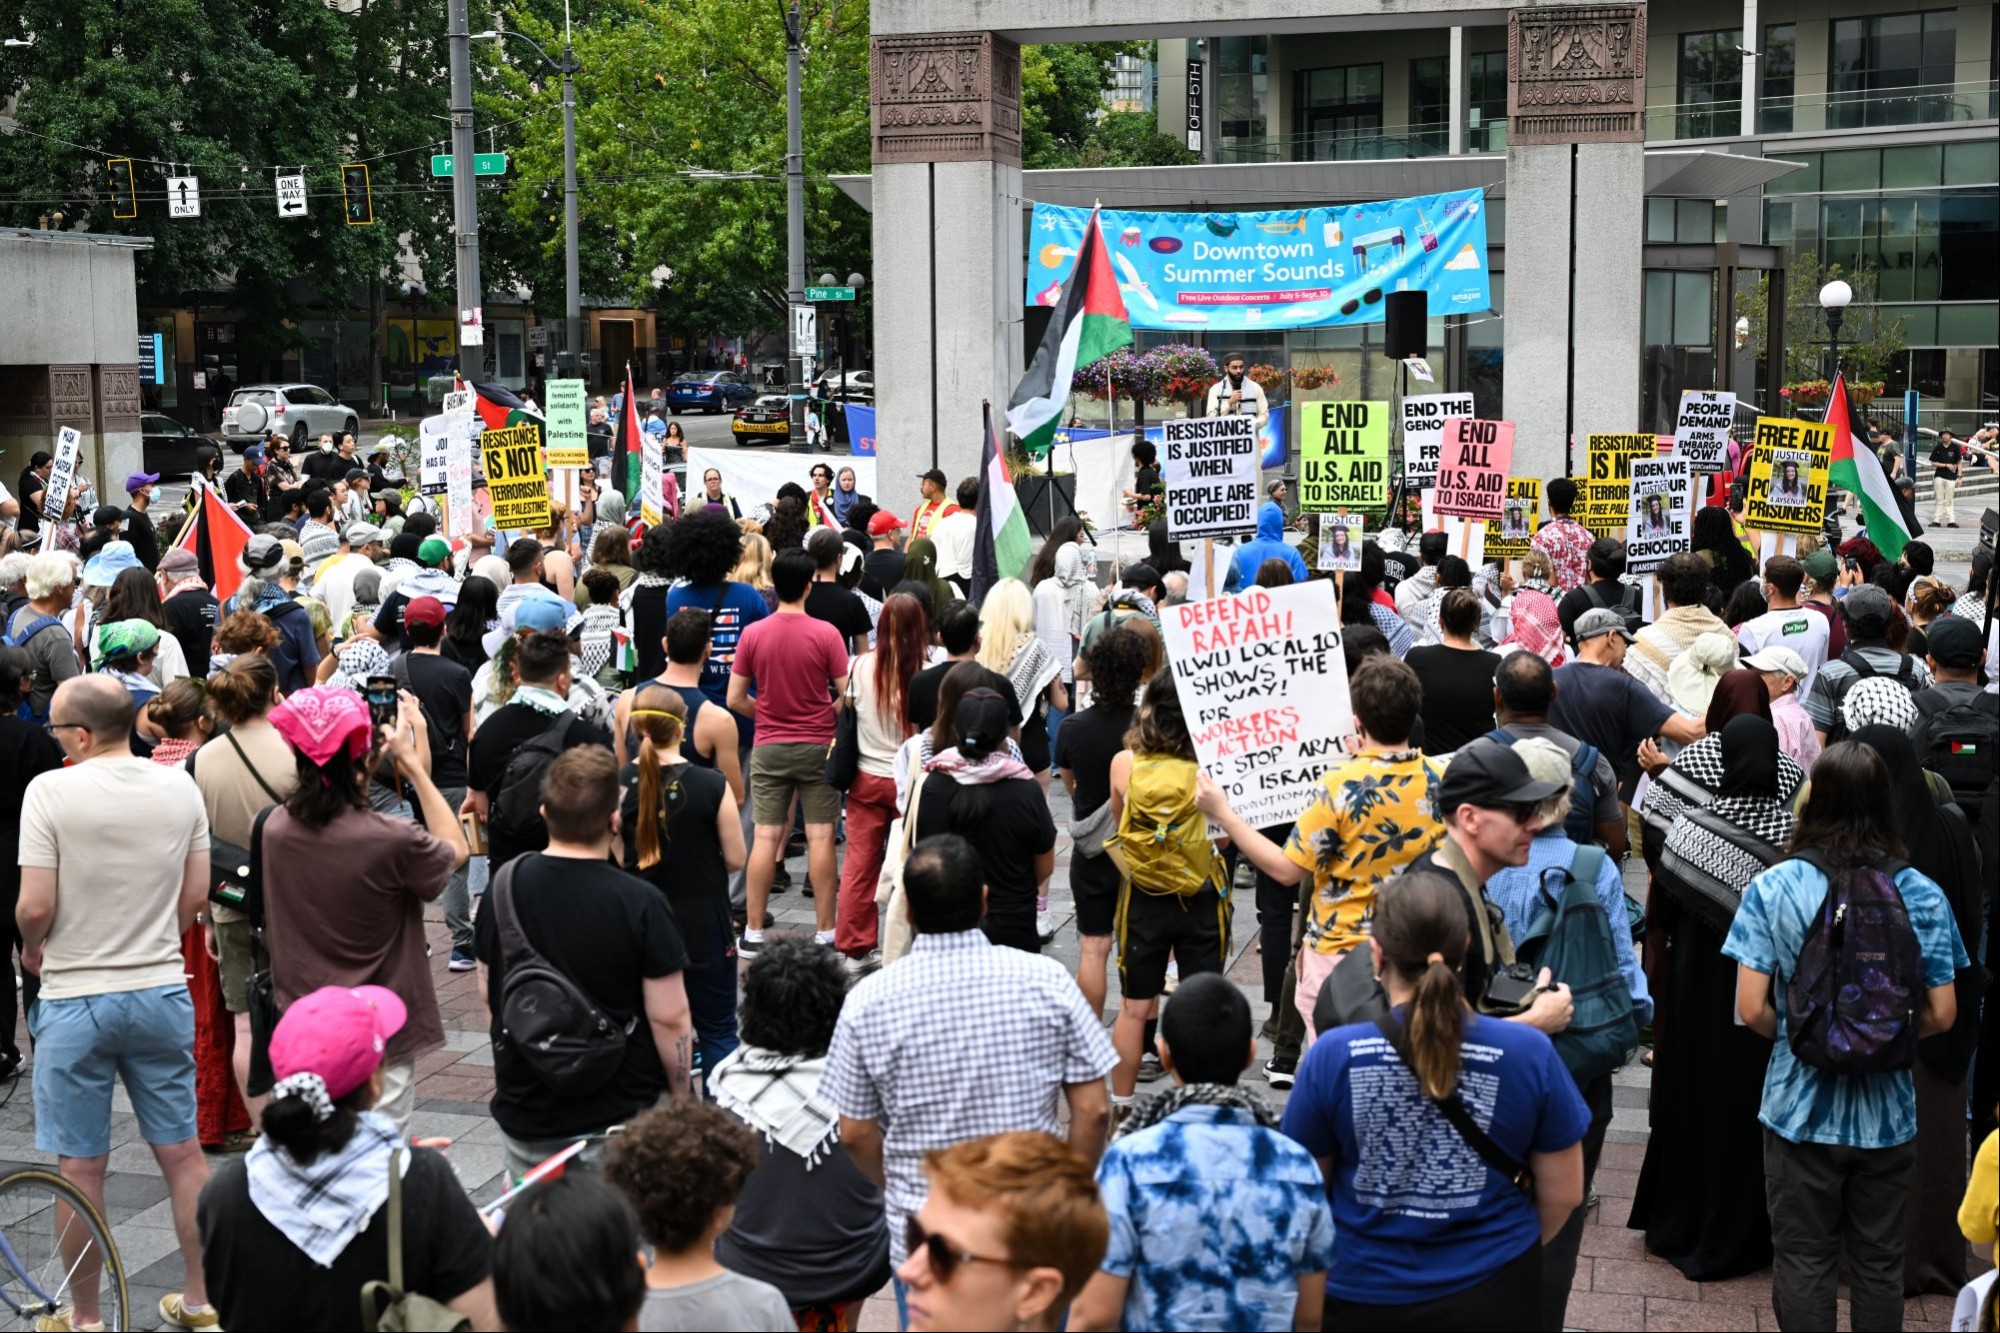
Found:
[732,394,791,444]
[219,384,358,451]
[667,371,756,415]
[141,413,217,475]
[829,369,873,401]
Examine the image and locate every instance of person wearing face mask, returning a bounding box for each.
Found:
[1202,355,1269,428]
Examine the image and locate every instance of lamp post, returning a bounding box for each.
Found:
[848,272,867,396]
[784,0,807,453]
[1819,278,1852,381]
[476,27,582,383]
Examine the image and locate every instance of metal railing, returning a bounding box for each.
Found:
[1643,80,1997,141]
[1215,118,1504,165]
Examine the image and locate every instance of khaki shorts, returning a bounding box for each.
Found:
[215,918,265,1016]
[750,740,841,827]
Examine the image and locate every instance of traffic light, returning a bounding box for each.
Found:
[341,163,373,226]
[108,158,137,219]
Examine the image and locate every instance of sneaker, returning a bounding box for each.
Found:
[772,864,793,891]
[34,1314,105,1332]
[158,1294,220,1330]
[1036,909,1056,943]
[1262,1057,1297,1090]
[1162,959,1180,995]
[842,949,882,979]
[738,932,764,958]
[0,1050,22,1081]
[448,947,477,973]
[1137,1053,1165,1083]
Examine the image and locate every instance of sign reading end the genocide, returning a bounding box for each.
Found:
[1673,390,1735,472]
[1299,401,1389,511]
[1624,456,1694,572]
[1744,415,1833,534]
[1163,415,1261,541]
[1432,417,1515,519]
[1159,579,1351,828]
[480,424,551,529]
[1400,392,1474,489]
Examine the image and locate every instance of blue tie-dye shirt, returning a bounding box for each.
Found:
[1723,857,1967,1149]
[1097,1103,1335,1332]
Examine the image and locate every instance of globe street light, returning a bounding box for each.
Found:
[1819,278,1853,379]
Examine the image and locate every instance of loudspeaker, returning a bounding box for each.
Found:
[1383,290,1428,361]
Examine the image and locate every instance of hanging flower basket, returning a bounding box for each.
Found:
[1245,363,1286,393]
[1781,380,1831,408]
[1847,381,1887,406]
[1290,364,1341,391]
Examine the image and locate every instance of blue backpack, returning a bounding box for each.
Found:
[1488,729,1600,846]
[3,613,64,725]
[1513,844,1639,1083]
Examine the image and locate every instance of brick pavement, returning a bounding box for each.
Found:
[7,797,1986,1330]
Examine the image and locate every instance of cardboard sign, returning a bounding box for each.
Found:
[1318,513,1364,571]
[1744,416,1832,534]
[1420,488,1486,567]
[1673,390,1735,473]
[1584,433,1655,528]
[42,426,82,524]
[480,424,551,529]
[1432,418,1514,519]
[1485,477,1541,560]
[1159,580,1352,828]
[1624,457,1695,572]
[1163,415,1261,541]
[544,379,589,468]
[639,426,665,528]
[445,434,476,540]
[1400,392,1474,488]
[1299,401,1389,511]
[419,407,474,497]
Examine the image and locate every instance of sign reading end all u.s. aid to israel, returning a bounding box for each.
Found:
[1027,189,1492,332]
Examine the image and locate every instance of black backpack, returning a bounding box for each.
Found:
[1582,580,1643,636]
[1826,650,1919,743]
[488,713,574,845]
[1913,687,1998,821]
[489,856,635,1095]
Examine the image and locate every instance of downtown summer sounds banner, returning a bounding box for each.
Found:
[1026,189,1492,332]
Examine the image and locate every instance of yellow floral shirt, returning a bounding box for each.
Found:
[1284,749,1447,955]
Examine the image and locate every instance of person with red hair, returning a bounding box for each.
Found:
[837,591,930,973]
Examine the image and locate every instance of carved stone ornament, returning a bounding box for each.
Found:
[871,32,1021,167]
[49,365,96,431]
[1508,5,1647,145]
[95,364,142,431]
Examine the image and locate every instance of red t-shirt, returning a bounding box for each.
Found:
[732,610,850,745]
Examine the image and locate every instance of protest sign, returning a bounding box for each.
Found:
[1432,417,1514,519]
[544,379,589,468]
[1420,488,1487,567]
[1485,478,1541,560]
[1163,415,1260,541]
[1318,513,1363,571]
[1299,401,1389,511]
[1673,390,1734,472]
[1400,392,1474,488]
[1160,580,1351,828]
[445,434,476,540]
[480,424,551,529]
[639,428,665,528]
[418,407,473,496]
[41,426,82,524]
[1584,433,1655,528]
[1743,416,1832,534]
[1624,457,1694,572]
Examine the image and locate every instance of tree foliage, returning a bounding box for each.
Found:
[1734,252,1909,391]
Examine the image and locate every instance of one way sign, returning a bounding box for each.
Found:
[167,176,201,219]
[275,174,308,220]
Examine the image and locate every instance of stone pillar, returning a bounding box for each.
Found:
[94,363,144,489]
[869,32,1025,519]
[1502,5,1647,482]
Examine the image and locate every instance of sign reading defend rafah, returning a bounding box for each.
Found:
[480,424,551,529]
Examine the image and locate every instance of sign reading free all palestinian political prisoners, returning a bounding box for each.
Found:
[1432,418,1514,519]
[1744,416,1833,534]
[1673,390,1735,472]
[1159,579,1352,828]
[1400,392,1474,487]
[1624,457,1695,573]
[1485,478,1541,560]
[1163,414,1261,541]
[1584,433,1657,528]
[480,424,551,528]
[1298,401,1389,511]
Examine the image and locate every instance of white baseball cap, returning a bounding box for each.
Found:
[1741,645,1809,681]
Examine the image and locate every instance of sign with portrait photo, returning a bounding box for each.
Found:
[1744,416,1832,534]
[1318,513,1364,571]
[1624,457,1694,573]
[1484,478,1541,561]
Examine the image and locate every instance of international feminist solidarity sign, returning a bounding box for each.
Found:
[480,424,551,528]
[1432,418,1514,519]
[1163,415,1260,541]
[1160,579,1352,828]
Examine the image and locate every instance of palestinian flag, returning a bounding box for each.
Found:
[971,402,1032,605]
[467,381,544,434]
[1005,205,1131,457]
[171,485,255,605]
[1826,371,1911,562]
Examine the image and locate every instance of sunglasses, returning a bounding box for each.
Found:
[1481,800,1541,825]
[904,1218,1016,1285]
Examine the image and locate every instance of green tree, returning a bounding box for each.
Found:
[1022,43,1191,168]
[1734,252,1909,392]
[1079,111,1198,168]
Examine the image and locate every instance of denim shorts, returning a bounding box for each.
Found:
[30,984,197,1158]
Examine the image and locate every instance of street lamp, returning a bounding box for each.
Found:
[476,28,583,385]
[1819,278,1853,379]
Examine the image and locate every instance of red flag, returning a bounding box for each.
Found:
[173,486,255,605]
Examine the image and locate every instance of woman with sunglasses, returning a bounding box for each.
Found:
[620,684,745,1075]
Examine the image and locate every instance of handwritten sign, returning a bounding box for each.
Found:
[445,433,476,540]
[1318,513,1364,571]
[1624,457,1694,572]
[1299,401,1389,511]
[1584,433,1655,528]
[1399,392,1473,488]
[544,379,589,468]
[1160,580,1351,828]
[419,407,473,497]
[41,426,82,524]
[1432,418,1514,519]
[480,424,551,529]
[639,426,664,528]
[1163,415,1260,541]
[1485,477,1541,560]
[1744,416,1832,534]
[1673,390,1734,473]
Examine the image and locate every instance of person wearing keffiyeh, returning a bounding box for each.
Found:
[1626,553,1730,708]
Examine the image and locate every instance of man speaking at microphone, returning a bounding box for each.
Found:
[1203,354,1269,428]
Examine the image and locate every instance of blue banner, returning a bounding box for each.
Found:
[1050,404,1290,471]
[1027,190,1491,332]
[842,402,876,456]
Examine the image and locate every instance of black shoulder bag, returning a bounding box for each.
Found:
[204,732,288,922]
[1370,1013,1531,1195]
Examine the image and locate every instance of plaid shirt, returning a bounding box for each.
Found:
[823,929,1117,1261]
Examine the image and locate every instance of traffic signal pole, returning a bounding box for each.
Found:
[447,0,486,379]
[784,1,808,454]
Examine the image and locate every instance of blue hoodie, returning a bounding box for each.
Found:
[1225,502,1309,592]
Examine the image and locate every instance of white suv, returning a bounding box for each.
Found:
[220,383,359,452]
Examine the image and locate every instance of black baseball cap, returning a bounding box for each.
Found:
[1121,563,1162,593]
[1924,615,1983,668]
[1436,743,1564,817]
[954,687,1014,760]
[917,468,948,489]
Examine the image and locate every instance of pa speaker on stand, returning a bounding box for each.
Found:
[1383,290,1428,362]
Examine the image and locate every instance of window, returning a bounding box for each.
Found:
[1831,10,1958,128]
[1677,29,1742,139]
[1294,64,1383,161]
[1217,37,1268,159]
[1642,270,1717,431]
[1468,51,1507,151]
[1466,274,1505,420]
[1808,189,1998,302]
[1409,56,1448,155]
[1761,24,1796,132]
[1647,198,1717,243]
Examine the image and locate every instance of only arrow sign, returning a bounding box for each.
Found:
[167,175,201,219]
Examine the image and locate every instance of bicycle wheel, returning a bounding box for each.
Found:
[0,1170,128,1332]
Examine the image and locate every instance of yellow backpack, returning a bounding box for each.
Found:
[1106,755,1218,898]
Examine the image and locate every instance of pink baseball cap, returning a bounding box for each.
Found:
[269,985,408,1100]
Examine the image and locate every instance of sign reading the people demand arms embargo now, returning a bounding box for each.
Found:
[1431,417,1514,519]
[480,424,551,529]
[1160,579,1352,829]
[1673,390,1735,473]
[1163,414,1261,541]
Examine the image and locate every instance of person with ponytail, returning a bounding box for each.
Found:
[836,591,928,972]
[1280,873,1589,1330]
[621,684,746,1076]
[196,985,497,1331]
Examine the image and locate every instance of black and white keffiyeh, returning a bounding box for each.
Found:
[245,1110,405,1268]
[1657,793,1797,935]
[1641,734,1803,835]
[707,1046,841,1169]
[1113,1082,1279,1141]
